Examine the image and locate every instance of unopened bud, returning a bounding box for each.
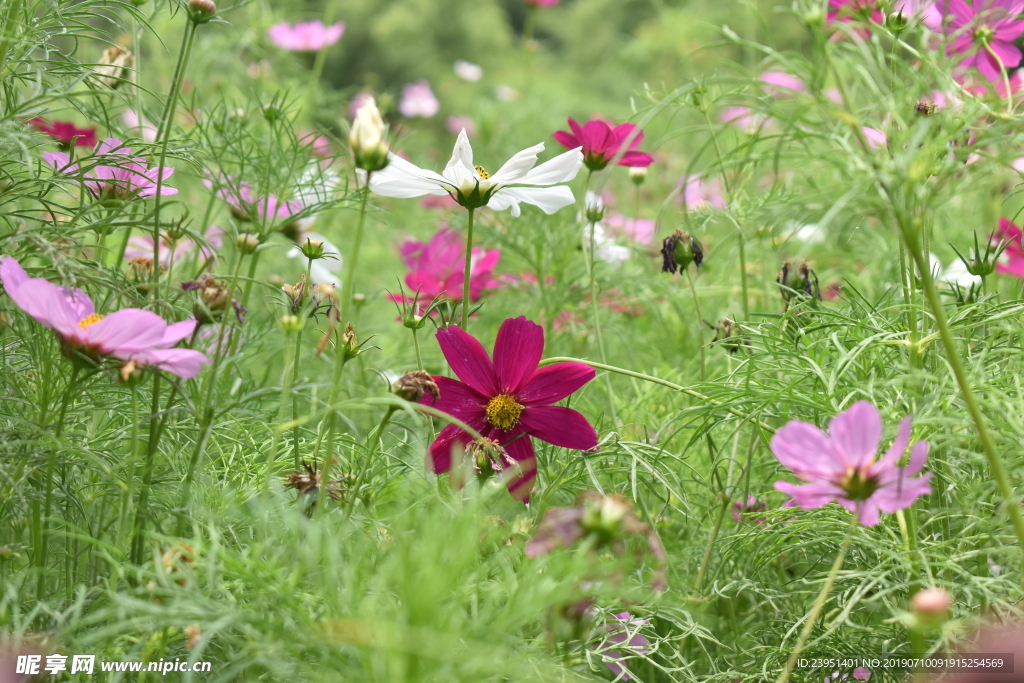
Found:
[580,493,634,539]
[263,104,282,123]
[188,0,217,23]
[340,323,360,361]
[119,359,145,385]
[660,229,704,273]
[94,46,134,89]
[278,314,302,332]
[584,192,605,223]
[629,166,648,185]
[350,97,391,172]
[298,237,327,260]
[777,260,821,304]
[236,233,260,254]
[885,9,908,31]
[392,370,440,403]
[911,588,951,625]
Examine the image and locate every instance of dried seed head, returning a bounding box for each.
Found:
[392,370,440,403]
[660,229,704,273]
[184,624,202,650]
[466,437,515,474]
[282,275,307,312]
[182,274,231,324]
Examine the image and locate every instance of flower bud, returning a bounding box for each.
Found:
[282,276,307,312]
[340,323,360,361]
[911,588,951,625]
[262,103,282,123]
[392,370,440,403]
[236,233,260,254]
[629,166,648,185]
[278,314,303,332]
[711,318,749,354]
[188,0,217,23]
[298,237,327,260]
[182,274,231,324]
[777,260,821,305]
[885,9,907,31]
[350,97,391,172]
[126,256,155,281]
[119,359,145,386]
[660,229,704,273]
[583,192,605,223]
[93,46,134,89]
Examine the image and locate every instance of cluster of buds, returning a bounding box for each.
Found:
[527,490,667,590]
[706,318,749,354]
[391,370,440,403]
[188,0,217,24]
[776,260,821,309]
[350,97,390,173]
[182,274,245,324]
[660,229,704,273]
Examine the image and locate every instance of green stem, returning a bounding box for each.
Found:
[686,268,706,382]
[292,259,314,469]
[343,407,396,521]
[37,367,79,601]
[341,177,371,325]
[737,228,749,320]
[461,207,475,330]
[775,516,858,683]
[538,356,774,433]
[412,327,435,442]
[130,373,162,564]
[694,497,730,593]
[587,219,618,424]
[241,250,261,309]
[118,385,141,548]
[266,330,297,486]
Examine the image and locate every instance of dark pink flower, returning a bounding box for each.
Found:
[203,174,302,223]
[44,138,176,200]
[828,0,884,34]
[394,228,500,309]
[524,0,560,7]
[552,117,654,172]
[940,0,1024,82]
[267,21,344,52]
[0,257,208,378]
[772,401,931,526]
[30,118,97,148]
[421,317,598,501]
[993,218,1024,277]
[125,225,224,268]
[595,612,650,680]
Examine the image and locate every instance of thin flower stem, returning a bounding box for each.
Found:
[775,515,858,683]
[412,327,435,442]
[266,329,296,487]
[241,250,261,310]
[341,176,371,325]
[118,384,140,548]
[587,219,618,425]
[694,496,730,593]
[343,407,397,522]
[686,267,706,382]
[292,258,314,468]
[537,357,774,433]
[37,366,79,601]
[461,207,475,331]
[130,373,162,564]
[983,43,1015,114]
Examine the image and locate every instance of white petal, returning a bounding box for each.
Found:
[489,185,576,215]
[367,154,452,198]
[444,130,474,181]
[488,142,544,184]
[513,147,583,186]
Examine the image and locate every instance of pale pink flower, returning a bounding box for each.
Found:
[760,71,806,95]
[203,174,302,224]
[593,612,650,680]
[125,225,223,268]
[678,174,726,210]
[772,401,931,526]
[453,60,483,82]
[267,21,344,52]
[604,212,656,246]
[445,115,476,137]
[938,0,1024,82]
[863,127,887,149]
[44,138,176,200]
[122,109,157,143]
[399,80,440,118]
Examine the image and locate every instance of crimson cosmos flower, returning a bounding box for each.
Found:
[993,218,1024,277]
[30,118,97,148]
[394,228,501,310]
[421,317,598,501]
[552,118,654,172]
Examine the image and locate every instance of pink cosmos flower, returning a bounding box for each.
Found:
[267,21,344,52]
[605,212,656,246]
[760,71,806,96]
[30,118,97,148]
[772,401,932,526]
[719,105,770,133]
[445,115,476,137]
[421,317,598,501]
[122,109,158,143]
[863,127,887,149]
[524,0,560,7]
[825,668,872,683]
[678,174,726,210]
[993,218,1024,277]
[125,225,224,268]
[0,257,208,378]
[552,117,654,172]
[828,0,883,35]
[398,80,440,118]
[394,228,501,308]
[44,138,176,200]
[203,175,302,224]
[594,612,650,680]
[940,0,1024,82]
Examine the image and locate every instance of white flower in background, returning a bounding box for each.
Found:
[365,129,583,217]
[453,60,483,82]
[589,222,631,265]
[495,84,519,102]
[941,258,982,288]
[287,233,343,286]
[286,163,343,284]
[792,223,826,244]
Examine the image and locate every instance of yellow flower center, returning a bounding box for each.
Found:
[78,313,105,329]
[485,394,523,431]
[474,165,490,180]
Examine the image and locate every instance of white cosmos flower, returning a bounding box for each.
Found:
[365,129,583,217]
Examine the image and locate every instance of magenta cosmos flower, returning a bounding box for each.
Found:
[0,257,209,378]
[44,138,176,200]
[524,0,560,6]
[552,118,654,172]
[30,118,97,148]
[993,218,1024,277]
[940,0,1024,82]
[421,317,598,501]
[394,228,500,309]
[203,175,302,224]
[828,0,884,34]
[772,401,931,526]
[267,21,344,52]
[398,80,440,118]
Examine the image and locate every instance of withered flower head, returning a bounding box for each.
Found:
[915,100,937,116]
[392,370,440,403]
[466,437,516,474]
[284,461,355,510]
[93,46,135,89]
[127,256,157,281]
[708,318,750,354]
[282,275,307,312]
[776,260,821,307]
[660,229,704,273]
[182,274,233,324]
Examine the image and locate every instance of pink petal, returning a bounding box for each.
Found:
[43,151,71,170]
[435,326,497,396]
[424,376,488,420]
[161,319,198,346]
[828,401,882,469]
[581,119,614,154]
[905,440,929,475]
[871,470,932,513]
[518,362,595,406]
[492,316,544,394]
[775,479,845,508]
[135,348,210,379]
[868,416,911,476]
[771,420,845,477]
[617,150,654,167]
[611,122,643,149]
[85,309,168,354]
[857,500,881,526]
[990,40,1022,70]
[502,433,537,502]
[427,418,487,474]
[552,130,581,151]
[518,405,598,450]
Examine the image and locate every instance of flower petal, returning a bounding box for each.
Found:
[367,154,453,198]
[435,325,497,395]
[551,130,580,151]
[425,376,488,420]
[774,479,845,508]
[161,319,198,346]
[492,316,544,394]
[828,401,882,469]
[488,185,576,216]
[513,147,584,186]
[487,142,545,184]
[868,416,911,476]
[134,348,210,379]
[771,420,845,477]
[618,150,654,167]
[518,362,595,406]
[519,405,598,450]
[86,309,168,354]
[502,433,537,502]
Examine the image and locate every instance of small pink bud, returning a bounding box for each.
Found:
[911,588,951,621]
[188,0,217,22]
